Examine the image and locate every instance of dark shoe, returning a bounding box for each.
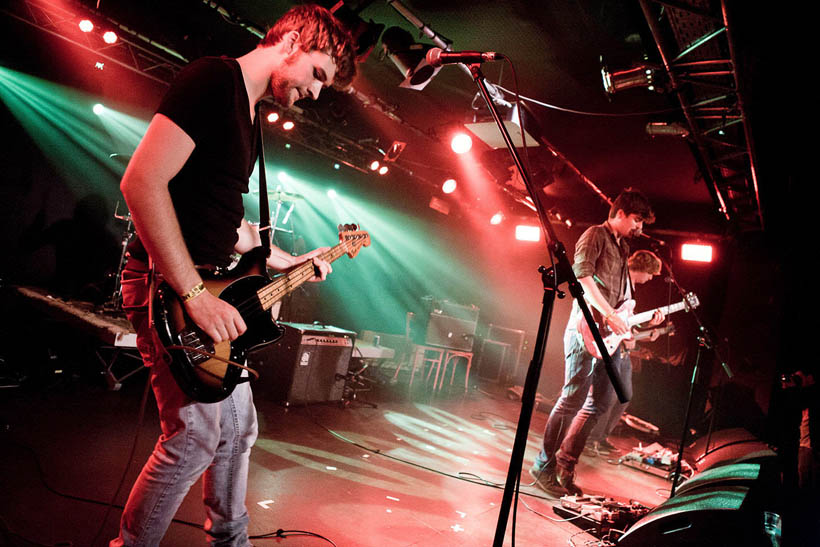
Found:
[529,463,568,497]
[555,464,583,496]
[598,438,620,452]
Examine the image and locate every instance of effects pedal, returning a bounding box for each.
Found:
[552,495,651,542]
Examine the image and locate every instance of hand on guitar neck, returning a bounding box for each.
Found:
[578,293,699,360]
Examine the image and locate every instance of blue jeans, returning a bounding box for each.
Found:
[111,269,258,547]
[589,352,632,443]
[535,330,627,472]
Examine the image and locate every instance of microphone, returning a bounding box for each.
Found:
[637,231,666,246]
[425,47,502,67]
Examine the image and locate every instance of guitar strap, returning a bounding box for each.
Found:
[255,102,272,258]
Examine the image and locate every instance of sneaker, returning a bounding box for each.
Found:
[555,464,583,496]
[598,438,620,452]
[529,463,568,497]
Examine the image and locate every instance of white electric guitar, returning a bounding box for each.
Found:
[578,293,699,359]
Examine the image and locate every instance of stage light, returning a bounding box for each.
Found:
[282,120,294,131]
[490,212,504,225]
[442,178,457,194]
[681,243,713,263]
[380,26,441,90]
[378,165,389,175]
[266,112,280,123]
[78,19,94,33]
[429,196,450,215]
[327,189,338,199]
[92,103,105,115]
[646,122,689,138]
[333,163,341,170]
[284,143,291,149]
[515,225,541,242]
[601,57,661,95]
[369,160,380,171]
[382,140,406,163]
[102,31,118,44]
[450,132,472,154]
[94,61,105,70]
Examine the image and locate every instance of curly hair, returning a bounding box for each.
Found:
[628,250,662,275]
[260,4,356,88]
[609,187,655,224]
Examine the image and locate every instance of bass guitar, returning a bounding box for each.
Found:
[152,225,370,403]
[578,293,699,360]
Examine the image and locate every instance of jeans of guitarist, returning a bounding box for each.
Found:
[111,265,258,547]
[588,348,632,445]
[533,329,632,480]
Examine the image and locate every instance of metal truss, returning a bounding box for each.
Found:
[3,0,184,86]
[639,0,763,231]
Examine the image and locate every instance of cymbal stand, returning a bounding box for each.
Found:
[103,201,134,312]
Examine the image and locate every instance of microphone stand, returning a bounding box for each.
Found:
[463,63,629,546]
[656,253,732,496]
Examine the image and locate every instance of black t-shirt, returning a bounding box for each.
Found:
[128,57,257,267]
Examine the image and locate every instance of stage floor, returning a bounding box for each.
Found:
[0,363,677,547]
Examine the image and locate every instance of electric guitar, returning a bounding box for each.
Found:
[578,293,699,360]
[152,225,370,403]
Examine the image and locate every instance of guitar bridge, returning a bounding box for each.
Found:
[179,329,214,365]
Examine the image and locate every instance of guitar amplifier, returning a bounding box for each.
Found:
[247,322,355,406]
[485,324,527,383]
[425,312,477,351]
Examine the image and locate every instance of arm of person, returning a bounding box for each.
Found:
[234,219,332,280]
[578,275,629,335]
[121,113,246,343]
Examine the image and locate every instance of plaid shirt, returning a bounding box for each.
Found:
[567,222,630,332]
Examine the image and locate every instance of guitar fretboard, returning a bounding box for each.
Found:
[255,237,362,312]
[629,300,687,327]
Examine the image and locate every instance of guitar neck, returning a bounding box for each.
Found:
[629,300,687,327]
[256,240,355,312]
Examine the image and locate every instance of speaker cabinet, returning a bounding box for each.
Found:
[247,322,355,405]
[476,340,509,382]
[688,428,775,472]
[485,324,526,383]
[424,312,477,351]
[619,458,781,547]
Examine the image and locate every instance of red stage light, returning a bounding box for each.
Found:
[681,243,713,263]
[282,120,295,131]
[369,160,380,171]
[450,132,472,154]
[102,31,118,44]
[515,225,540,242]
[442,178,457,194]
[78,19,94,33]
[378,165,389,175]
[490,212,504,225]
[266,112,280,123]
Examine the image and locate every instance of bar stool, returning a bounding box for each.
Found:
[440,349,473,392]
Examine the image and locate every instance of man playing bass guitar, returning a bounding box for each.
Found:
[113,6,356,546]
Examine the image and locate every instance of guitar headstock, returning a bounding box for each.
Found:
[338,223,371,258]
[684,292,700,310]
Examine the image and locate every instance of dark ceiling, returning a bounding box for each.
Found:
[4,0,781,237]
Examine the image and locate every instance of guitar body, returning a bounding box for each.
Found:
[153,248,284,403]
[578,299,635,360]
[151,228,371,403]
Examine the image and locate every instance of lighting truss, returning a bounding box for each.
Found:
[639,0,763,231]
[3,0,185,85]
